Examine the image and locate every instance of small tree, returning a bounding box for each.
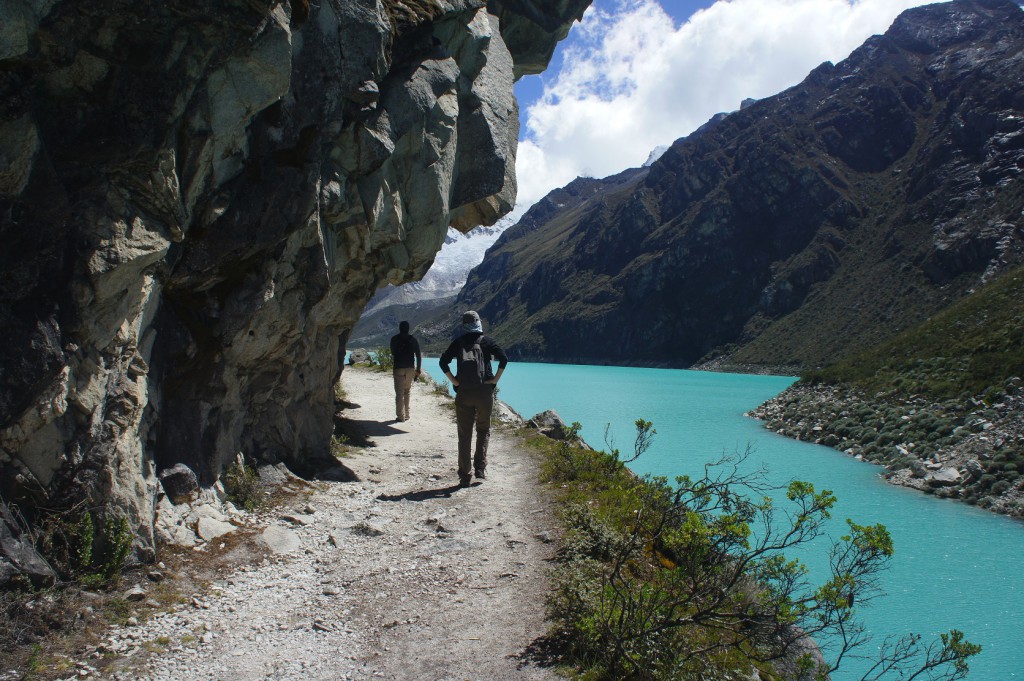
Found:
[374,346,394,372]
[547,420,980,680]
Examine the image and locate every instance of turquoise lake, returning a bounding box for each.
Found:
[443,361,1022,680]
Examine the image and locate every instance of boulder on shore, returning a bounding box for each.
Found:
[159,464,200,505]
[528,410,573,440]
[348,350,371,366]
[926,467,962,487]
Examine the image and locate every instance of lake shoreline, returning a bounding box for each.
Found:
[411,350,1024,522]
[449,360,1024,678]
[750,381,1024,522]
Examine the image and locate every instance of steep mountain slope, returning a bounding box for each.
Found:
[350,219,512,348]
[456,0,1024,368]
[358,134,678,332]
[362,220,512,314]
[349,293,459,350]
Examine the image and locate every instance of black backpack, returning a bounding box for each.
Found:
[393,334,413,358]
[456,336,487,386]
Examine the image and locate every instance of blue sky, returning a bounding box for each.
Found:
[508,0,936,220]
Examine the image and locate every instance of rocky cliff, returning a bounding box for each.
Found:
[455,0,1024,368]
[0,0,590,580]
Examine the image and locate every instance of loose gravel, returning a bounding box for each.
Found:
[90,366,559,681]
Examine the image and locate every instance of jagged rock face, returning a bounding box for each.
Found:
[0,0,590,562]
[457,0,1024,368]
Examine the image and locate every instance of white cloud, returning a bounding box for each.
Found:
[512,0,935,218]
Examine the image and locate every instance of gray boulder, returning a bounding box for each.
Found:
[0,501,56,588]
[926,467,963,487]
[261,526,301,555]
[528,410,574,440]
[494,399,525,427]
[257,463,299,486]
[196,517,236,542]
[964,459,985,482]
[348,350,371,365]
[159,464,200,505]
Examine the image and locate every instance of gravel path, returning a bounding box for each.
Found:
[102,366,559,680]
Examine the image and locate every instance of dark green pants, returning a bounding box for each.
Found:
[454,384,494,478]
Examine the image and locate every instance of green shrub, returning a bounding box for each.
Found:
[805,265,1024,400]
[69,512,95,573]
[537,422,979,680]
[223,463,264,511]
[35,509,132,586]
[331,434,350,458]
[991,480,1012,495]
[97,515,133,583]
[374,346,394,372]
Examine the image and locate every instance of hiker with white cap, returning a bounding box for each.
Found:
[439,310,509,488]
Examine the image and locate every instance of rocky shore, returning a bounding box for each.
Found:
[750,379,1024,519]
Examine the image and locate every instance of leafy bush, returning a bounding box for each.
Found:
[96,515,133,584]
[331,434,350,458]
[374,346,394,372]
[991,480,1011,495]
[34,508,132,587]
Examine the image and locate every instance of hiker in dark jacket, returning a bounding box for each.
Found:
[390,321,421,422]
[439,311,508,488]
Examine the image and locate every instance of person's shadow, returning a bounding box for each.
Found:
[376,483,467,502]
[334,417,404,447]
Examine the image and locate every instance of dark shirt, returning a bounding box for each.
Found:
[439,332,508,381]
[390,332,421,370]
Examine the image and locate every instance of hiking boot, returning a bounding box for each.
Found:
[459,476,472,488]
[474,469,486,480]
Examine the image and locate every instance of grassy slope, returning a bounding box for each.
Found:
[806,265,1024,399]
[752,266,1024,516]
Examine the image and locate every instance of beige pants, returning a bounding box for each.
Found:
[393,368,416,420]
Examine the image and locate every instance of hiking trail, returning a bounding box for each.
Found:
[102,366,559,680]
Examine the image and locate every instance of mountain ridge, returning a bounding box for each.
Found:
[448,0,1024,369]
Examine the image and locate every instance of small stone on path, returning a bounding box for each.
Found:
[261,525,301,554]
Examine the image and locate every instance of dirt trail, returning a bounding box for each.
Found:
[105,366,560,680]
